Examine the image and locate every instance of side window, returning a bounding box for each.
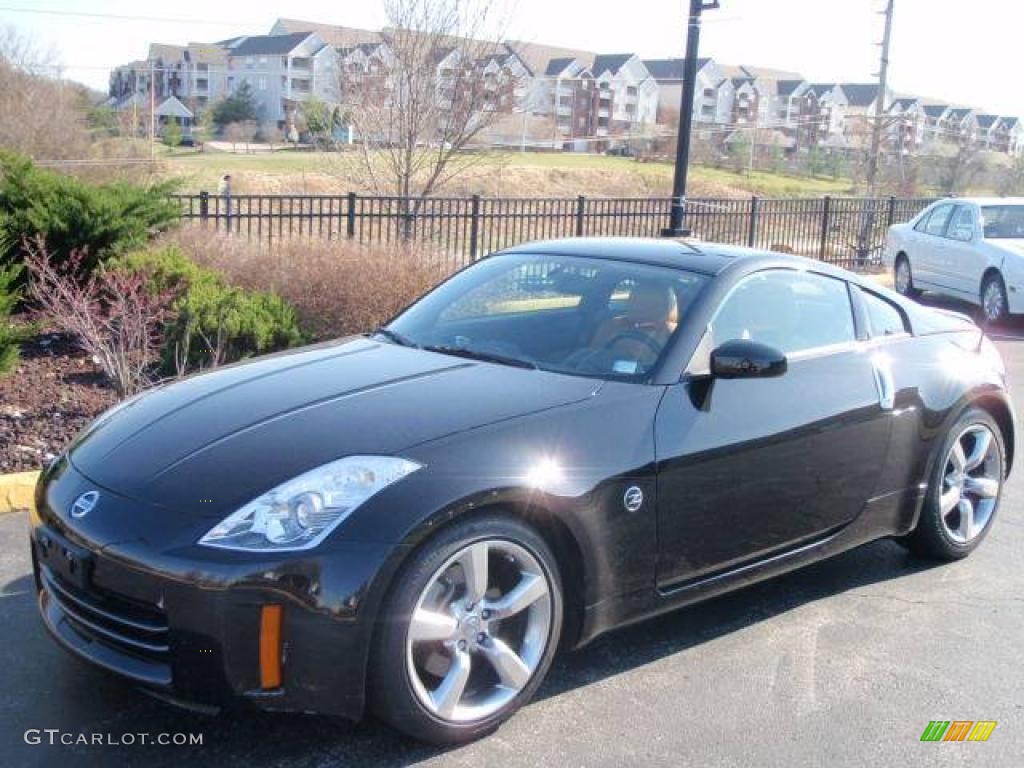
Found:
[922,204,953,237]
[947,206,976,242]
[857,287,908,337]
[711,271,856,355]
[913,208,933,233]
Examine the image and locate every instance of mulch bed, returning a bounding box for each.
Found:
[0,324,116,474]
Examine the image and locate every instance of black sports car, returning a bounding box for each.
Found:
[31,238,1014,744]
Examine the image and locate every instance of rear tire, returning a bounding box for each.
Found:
[894,254,921,298]
[370,514,563,745]
[903,407,1005,561]
[981,272,1009,325]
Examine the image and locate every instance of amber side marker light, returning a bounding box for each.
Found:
[259,604,283,689]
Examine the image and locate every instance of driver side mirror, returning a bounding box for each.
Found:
[710,339,787,379]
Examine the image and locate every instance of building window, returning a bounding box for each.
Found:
[258,77,267,90]
[246,57,254,69]
[703,87,715,99]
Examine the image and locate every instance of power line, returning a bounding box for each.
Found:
[0,5,264,27]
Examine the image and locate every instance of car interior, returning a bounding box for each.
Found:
[407,259,707,378]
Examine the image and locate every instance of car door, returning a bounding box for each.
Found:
[911,202,955,288]
[653,269,894,589]
[944,204,986,298]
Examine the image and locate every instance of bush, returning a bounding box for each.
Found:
[163,228,451,340]
[0,151,180,278]
[112,246,305,375]
[22,239,177,397]
[0,261,22,376]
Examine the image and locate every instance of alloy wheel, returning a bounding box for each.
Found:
[405,539,553,723]
[939,424,1002,544]
[983,280,1005,323]
[895,260,911,294]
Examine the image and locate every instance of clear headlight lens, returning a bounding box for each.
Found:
[198,456,422,552]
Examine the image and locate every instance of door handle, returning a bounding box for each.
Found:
[871,355,895,410]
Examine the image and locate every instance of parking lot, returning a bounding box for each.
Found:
[1,301,1022,768]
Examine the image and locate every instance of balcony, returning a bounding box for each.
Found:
[290,78,312,94]
[290,58,312,71]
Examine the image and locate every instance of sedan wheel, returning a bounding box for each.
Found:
[371,515,562,744]
[981,274,1008,325]
[894,256,920,298]
[903,408,1004,560]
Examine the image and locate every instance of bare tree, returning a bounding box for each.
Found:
[941,140,986,195]
[0,26,92,163]
[224,120,258,153]
[337,0,522,209]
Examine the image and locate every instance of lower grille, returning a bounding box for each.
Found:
[41,566,169,661]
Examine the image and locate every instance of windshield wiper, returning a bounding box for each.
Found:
[422,345,538,370]
[371,327,419,348]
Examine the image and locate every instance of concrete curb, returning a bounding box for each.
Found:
[0,471,38,514]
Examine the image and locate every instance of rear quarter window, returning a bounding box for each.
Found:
[857,287,908,337]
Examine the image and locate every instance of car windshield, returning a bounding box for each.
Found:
[384,253,709,381]
[981,205,1024,239]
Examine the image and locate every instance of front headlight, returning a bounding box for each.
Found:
[198,456,422,552]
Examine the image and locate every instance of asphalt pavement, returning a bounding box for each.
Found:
[1,300,1022,768]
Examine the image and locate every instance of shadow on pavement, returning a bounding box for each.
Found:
[0,502,940,768]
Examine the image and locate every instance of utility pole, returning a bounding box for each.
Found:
[663,0,720,237]
[149,59,156,164]
[866,0,894,195]
[856,0,894,267]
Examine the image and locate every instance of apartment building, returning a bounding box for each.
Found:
[107,16,1022,156]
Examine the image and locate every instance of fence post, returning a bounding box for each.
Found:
[469,194,481,261]
[346,192,357,239]
[886,195,896,228]
[747,196,759,247]
[199,191,209,227]
[818,195,832,260]
[575,195,586,237]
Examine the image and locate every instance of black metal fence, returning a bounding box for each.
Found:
[169,192,935,270]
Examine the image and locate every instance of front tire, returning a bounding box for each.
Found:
[903,407,1005,560]
[981,273,1009,325]
[370,514,563,744]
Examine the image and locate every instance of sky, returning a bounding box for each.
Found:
[2,0,1020,116]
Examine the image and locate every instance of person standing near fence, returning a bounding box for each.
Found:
[218,174,232,231]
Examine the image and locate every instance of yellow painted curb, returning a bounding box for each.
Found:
[0,471,39,514]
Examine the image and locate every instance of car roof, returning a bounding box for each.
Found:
[928,197,1024,207]
[495,236,853,278]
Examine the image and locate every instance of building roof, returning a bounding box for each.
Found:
[736,64,802,80]
[148,43,186,62]
[641,57,709,81]
[922,104,949,117]
[271,18,380,48]
[976,114,1000,129]
[1002,117,1020,129]
[591,53,634,76]
[889,97,919,111]
[839,83,881,107]
[777,79,806,97]
[229,32,314,57]
[185,43,229,65]
[544,56,578,76]
[947,107,974,120]
[154,95,194,119]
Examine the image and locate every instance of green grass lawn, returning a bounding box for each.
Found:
[160,145,856,198]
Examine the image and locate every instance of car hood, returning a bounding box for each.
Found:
[68,337,600,513]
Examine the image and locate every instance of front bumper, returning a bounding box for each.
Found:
[30,461,395,720]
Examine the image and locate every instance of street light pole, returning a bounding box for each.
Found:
[664,0,719,237]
